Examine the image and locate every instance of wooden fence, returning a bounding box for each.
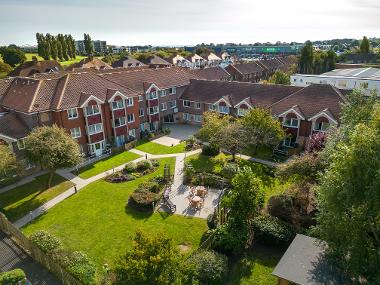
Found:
[0,213,82,285]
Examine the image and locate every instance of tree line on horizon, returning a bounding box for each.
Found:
[36,33,76,61]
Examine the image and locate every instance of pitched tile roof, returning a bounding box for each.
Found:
[139,55,171,66]
[229,62,265,75]
[0,112,32,139]
[99,67,203,93]
[180,79,302,107]
[270,84,346,121]
[66,57,113,71]
[188,67,231,81]
[111,56,145,68]
[257,58,285,70]
[8,60,63,77]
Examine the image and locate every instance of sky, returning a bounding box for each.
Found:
[0,0,379,46]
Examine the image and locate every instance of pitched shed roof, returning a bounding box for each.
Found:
[272,234,350,285]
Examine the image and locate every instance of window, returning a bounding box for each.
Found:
[159,90,167,97]
[67,108,78,119]
[194,115,202,122]
[360,82,369,89]
[140,123,145,131]
[147,91,158,100]
[168,100,177,109]
[169,87,176,94]
[218,105,229,114]
[17,139,25,150]
[283,137,296,148]
[88,123,102,135]
[183,113,191,121]
[114,116,126,127]
[70,127,81,138]
[127,114,135,123]
[283,117,299,128]
[161,102,167,111]
[138,95,143,102]
[183,100,191,107]
[195,102,201,109]
[314,121,330,131]
[139,108,144,117]
[126,97,134,107]
[111,100,124,110]
[148,106,159,115]
[85,105,100,116]
[128,129,136,138]
[209,104,216,111]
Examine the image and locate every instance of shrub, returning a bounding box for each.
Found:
[129,188,160,211]
[267,194,294,224]
[150,159,160,167]
[201,144,219,156]
[187,250,228,285]
[153,174,166,184]
[193,172,229,189]
[0,269,26,284]
[221,163,240,179]
[30,230,62,253]
[252,214,296,248]
[125,174,136,181]
[139,181,161,193]
[207,213,218,229]
[61,251,96,284]
[209,223,247,255]
[136,160,152,172]
[124,162,136,173]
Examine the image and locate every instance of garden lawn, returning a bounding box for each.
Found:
[22,157,207,270]
[76,151,141,179]
[185,153,290,203]
[0,173,74,222]
[136,138,186,154]
[227,245,283,285]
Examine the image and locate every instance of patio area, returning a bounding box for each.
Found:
[152,124,200,146]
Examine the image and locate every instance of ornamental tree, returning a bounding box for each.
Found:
[24,125,82,188]
[268,70,290,85]
[197,111,232,142]
[241,108,285,153]
[0,145,22,181]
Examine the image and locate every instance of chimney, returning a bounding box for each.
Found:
[32,56,38,64]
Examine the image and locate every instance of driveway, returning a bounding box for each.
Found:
[0,231,61,285]
[153,124,200,146]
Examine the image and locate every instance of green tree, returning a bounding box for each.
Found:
[57,37,63,61]
[197,111,232,142]
[114,231,181,285]
[359,36,370,54]
[0,62,12,75]
[299,40,314,74]
[83,33,94,56]
[0,47,26,67]
[58,34,69,61]
[325,49,336,71]
[268,70,290,85]
[241,108,285,154]
[0,145,22,182]
[68,34,76,59]
[24,125,82,188]
[50,35,58,60]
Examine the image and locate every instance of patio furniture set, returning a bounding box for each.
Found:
[188,186,208,210]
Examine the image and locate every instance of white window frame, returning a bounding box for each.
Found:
[148,106,159,115]
[194,115,202,122]
[237,108,248,116]
[88,123,103,135]
[161,102,167,111]
[139,108,144,117]
[128,128,136,138]
[314,121,330,131]
[218,105,229,114]
[127,113,135,123]
[209,104,216,111]
[283,117,299,128]
[111,100,125,110]
[126,97,134,107]
[195,102,201,109]
[147,91,158,100]
[183,100,191,107]
[138,95,143,102]
[67,108,78,120]
[17,139,25,150]
[159,90,167,97]
[114,116,126,127]
[183,113,190,121]
[169,100,177,109]
[70,127,81,138]
[169,87,177,95]
[85,105,100,116]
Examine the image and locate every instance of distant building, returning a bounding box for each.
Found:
[188,66,232,81]
[111,56,146,68]
[66,57,113,71]
[75,40,107,54]
[291,67,380,96]
[166,54,191,68]
[138,55,172,68]
[9,56,63,77]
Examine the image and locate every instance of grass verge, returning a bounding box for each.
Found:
[136,138,186,154]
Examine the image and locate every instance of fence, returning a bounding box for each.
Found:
[0,213,82,285]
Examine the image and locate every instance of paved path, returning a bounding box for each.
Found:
[0,231,61,285]
[238,154,279,167]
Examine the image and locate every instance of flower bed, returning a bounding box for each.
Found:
[128,179,165,212]
[105,159,160,183]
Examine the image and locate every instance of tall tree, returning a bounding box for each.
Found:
[359,36,370,54]
[268,70,290,85]
[197,111,232,142]
[299,40,314,74]
[50,35,58,60]
[325,49,336,71]
[114,231,182,285]
[56,37,63,61]
[68,34,76,59]
[0,145,22,182]
[241,108,285,154]
[83,33,94,56]
[24,125,82,188]
[0,47,26,67]
[58,34,69,61]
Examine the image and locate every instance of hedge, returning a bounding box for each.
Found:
[0,269,26,285]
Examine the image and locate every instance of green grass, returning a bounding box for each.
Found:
[0,173,74,222]
[22,157,207,270]
[185,153,289,204]
[227,245,283,285]
[136,139,186,155]
[76,151,141,179]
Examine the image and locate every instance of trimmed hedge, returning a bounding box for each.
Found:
[0,269,26,285]
[30,230,62,253]
[128,179,163,211]
[252,214,296,248]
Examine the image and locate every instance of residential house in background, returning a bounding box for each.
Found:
[9,57,63,77]
[138,55,172,68]
[165,54,191,68]
[199,52,222,67]
[219,51,235,68]
[66,57,113,71]
[111,56,146,68]
[185,54,206,69]
[188,67,232,81]
[225,62,265,82]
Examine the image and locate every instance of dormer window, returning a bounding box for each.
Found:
[111,100,125,110]
[85,105,100,116]
[126,97,134,107]
[314,121,330,131]
[218,105,229,114]
[283,117,299,128]
[147,91,158,100]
